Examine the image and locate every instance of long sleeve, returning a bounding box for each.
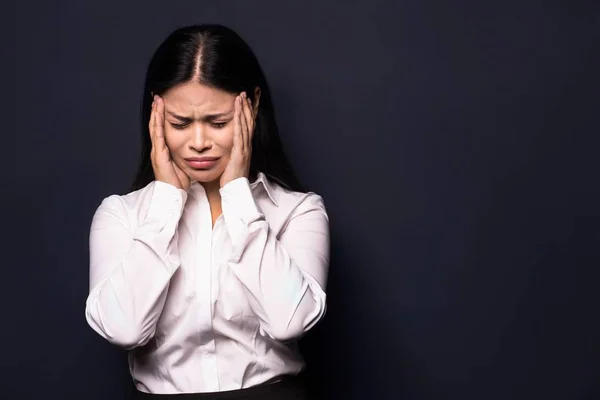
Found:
[85,181,187,349]
[219,178,330,342]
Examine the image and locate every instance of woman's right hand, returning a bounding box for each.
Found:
[150,95,190,191]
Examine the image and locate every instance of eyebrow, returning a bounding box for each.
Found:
[166,110,233,122]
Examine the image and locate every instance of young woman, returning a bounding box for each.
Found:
[85,24,330,399]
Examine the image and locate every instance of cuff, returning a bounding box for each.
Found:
[145,181,188,226]
[220,177,263,253]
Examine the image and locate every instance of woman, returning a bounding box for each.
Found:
[85,24,330,399]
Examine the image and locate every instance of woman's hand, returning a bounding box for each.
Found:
[220,92,255,188]
[150,95,190,191]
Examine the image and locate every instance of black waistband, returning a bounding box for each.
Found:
[131,374,307,400]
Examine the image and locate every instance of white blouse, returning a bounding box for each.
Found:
[84,172,330,394]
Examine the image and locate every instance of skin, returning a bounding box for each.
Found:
[149,81,260,226]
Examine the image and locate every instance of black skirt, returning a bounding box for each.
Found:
[131,375,308,400]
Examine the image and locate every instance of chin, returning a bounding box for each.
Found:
[188,169,222,183]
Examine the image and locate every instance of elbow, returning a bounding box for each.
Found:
[267,324,308,342]
[107,327,155,350]
[266,293,328,342]
[265,323,303,342]
[84,304,155,350]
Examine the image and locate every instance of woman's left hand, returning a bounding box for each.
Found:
[220,92,255,188]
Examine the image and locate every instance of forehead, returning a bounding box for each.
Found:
[162,81,235,112]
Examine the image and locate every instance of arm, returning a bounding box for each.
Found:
[220,178,330,341]
[84,182,187,349]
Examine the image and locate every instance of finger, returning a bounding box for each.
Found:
[241,95,253,142]
[247,97,255,141]
[149,99,156,138]
[239,94,250,150]
[154,97,166,151]
[249,97,257,119]
[232,95,242,152]
[238,95,246,151]
[150,100,159,168]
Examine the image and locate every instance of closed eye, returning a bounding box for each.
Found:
[211,121,229,129]
[168,120,231,130]
[170,122,189,130]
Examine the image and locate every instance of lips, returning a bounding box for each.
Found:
[184,157,220,162]
[184,156,220,169]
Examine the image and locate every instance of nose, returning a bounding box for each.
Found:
[188,123,210,152]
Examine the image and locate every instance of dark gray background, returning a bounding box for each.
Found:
[8,1,600,399]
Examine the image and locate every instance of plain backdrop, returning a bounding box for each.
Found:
[7,1,600,399]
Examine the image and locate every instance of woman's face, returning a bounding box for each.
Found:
[160,81,238,184]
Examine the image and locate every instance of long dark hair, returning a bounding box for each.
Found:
[131,24,305,193]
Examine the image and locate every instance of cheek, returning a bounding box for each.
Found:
[215,127,235,152]
[164,129,184,152]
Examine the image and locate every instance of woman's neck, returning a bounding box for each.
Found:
[200,180,223,227]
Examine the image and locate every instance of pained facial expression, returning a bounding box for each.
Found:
[161,81,237,183]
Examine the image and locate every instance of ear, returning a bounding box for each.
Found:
[252,86,261,117]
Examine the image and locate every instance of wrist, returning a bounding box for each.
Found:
[220,172,248,188]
